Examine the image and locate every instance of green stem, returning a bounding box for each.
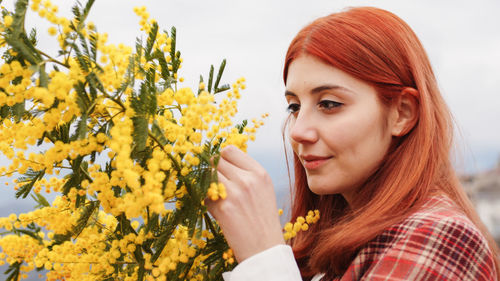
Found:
[204,213,217,237]
[37,48,69,68]
[147,130,181,172]
[44,134,93,182]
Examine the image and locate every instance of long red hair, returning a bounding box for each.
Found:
[283,7,500,279]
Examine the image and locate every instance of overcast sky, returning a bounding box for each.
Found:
[1,0,499,206]
[66,0,500,176]
[0,2,499,278]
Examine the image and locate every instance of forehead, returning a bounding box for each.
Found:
[286,55,374,96]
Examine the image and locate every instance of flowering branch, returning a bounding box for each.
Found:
[1,1,266,280]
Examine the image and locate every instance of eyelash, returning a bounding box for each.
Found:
[318,100,343,110]
[286,103,300,113]
[286,100,343,114]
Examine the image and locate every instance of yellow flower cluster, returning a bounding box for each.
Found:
[0,61,33,107]
[206,182,227,201]
[2,15,13,28]
[222,249,235,266]
[28,0,76,48]
[0,234,43,278]
[1,2,267,280]
[0,196,77,234]
[97,43,134,91]
[283,210,320,241]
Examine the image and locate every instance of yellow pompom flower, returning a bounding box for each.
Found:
[283,210,320,241]
[48,26,57,36]
[0,2,269,279]
[3,15,13,27]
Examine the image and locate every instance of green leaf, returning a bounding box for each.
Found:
[131,80,156,118]
[11,101,25,121]
[115,55,136,95]
[236,119,248,134]
[61,157,84,195]
[172,50,181,74]
[75,82,90,115]
[49,233,72,249]
[82,0,96,21]
[72,42,90,73]
[15,169,45,199]
[0,105,8,119]
[4,261,21,281]
[154,49,170,81]
[89,32,101,67]
[77,30,91,61]
[214,59,226,91]
[15,229,43,244]
[3,0,43,65]
[131,115,148,153]
[214,83,230,94]
[207,65,214,93]
[71,2,82,23]
[169,27,177,63]
[137,267,145,281]
[38,64,49,87]
[87,72,106,97]
[145,213,159,234]
[73,200,99,238]
[72,0,96,31]
[75,114,88,140]
[145,22,159,60]
[151,213,179,263]
[28,27,37,44]
[50,122,71,144]
[151,120,168,146]
[31,193,50,209]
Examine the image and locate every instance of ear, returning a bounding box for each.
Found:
[390,87,419,137]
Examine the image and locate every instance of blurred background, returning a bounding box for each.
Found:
[1,1,499,276]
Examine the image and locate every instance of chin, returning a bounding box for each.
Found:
[309,189,332,195]
[307,176,351,196]
[307,182,336,195]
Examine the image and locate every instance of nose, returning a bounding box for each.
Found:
[289,110,319,144]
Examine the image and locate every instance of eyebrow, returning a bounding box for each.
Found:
[285,84,354,97]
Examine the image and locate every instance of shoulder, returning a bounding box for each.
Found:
[345,196,497,280]
[380,195,485,248]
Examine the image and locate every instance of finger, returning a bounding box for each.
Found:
[217,154,243,181]
[204,197,219,220]
[216,170,230,188]
[220,145,262,171]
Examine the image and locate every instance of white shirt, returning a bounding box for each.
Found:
[222,245,325,281]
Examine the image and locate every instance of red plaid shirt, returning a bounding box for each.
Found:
[329,195,498,281]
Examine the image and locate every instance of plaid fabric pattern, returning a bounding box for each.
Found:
[331,195,497,281]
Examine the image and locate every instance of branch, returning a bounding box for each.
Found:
[36,48,70,68]
[147,130,181,172]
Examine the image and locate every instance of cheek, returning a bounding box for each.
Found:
[320,113,369,152]
[287,118,299,152]
[325,105,389,161]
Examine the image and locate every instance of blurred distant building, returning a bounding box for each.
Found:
[460,158,500,245]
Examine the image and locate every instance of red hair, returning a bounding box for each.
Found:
[283,7,500,279]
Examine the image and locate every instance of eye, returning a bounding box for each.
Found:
[286,103,300,114]
[318,100,343,111]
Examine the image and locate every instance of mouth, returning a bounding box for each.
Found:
[300,155,333,170]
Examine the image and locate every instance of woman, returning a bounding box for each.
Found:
[207,7,499,281]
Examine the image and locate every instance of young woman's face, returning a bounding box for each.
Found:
[286,55,393,203]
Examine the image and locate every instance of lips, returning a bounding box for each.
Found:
[301,155,333,170]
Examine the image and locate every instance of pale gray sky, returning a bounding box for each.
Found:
[1,0,499,200]
[77,0,500,175]
[0,2,499,278]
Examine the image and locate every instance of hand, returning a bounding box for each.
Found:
[206,145,285,262]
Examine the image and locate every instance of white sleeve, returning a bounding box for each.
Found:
[222,244,302,281]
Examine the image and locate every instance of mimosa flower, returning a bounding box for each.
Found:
[0,2,267,280]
